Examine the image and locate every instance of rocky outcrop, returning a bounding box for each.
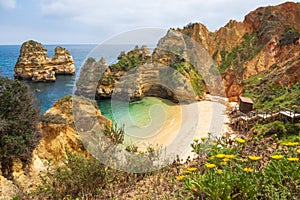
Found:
[14,40,75,82]
[170,2,300,101]
[0,96,110,197]
[76,45,198,103]
[92,2,300,102]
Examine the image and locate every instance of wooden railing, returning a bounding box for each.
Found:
[230,106,300,132]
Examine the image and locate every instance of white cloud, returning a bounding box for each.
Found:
[40,0,293,33]
[0,0,16,9]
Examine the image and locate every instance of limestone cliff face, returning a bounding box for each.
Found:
[179,20,248,65]
[87,46,197,103]
[93,2,300,102]
[0,96,110,198]
[170,2,300,101]
[14,40,75,82]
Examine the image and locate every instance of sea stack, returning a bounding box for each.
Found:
[14,40,75,82]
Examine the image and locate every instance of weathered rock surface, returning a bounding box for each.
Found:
[91,3,300,102]
[0,96,110,197]
[172,2,300,101]
[76,46,198,103]
[14,40,75,82]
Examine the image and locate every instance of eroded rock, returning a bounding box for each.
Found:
[14,40,75,82]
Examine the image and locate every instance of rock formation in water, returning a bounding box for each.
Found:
[76,46,198,103]
[14,40,75,82]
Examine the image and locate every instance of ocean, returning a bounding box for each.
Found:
[0,44,143,113]
[0,44,96,112]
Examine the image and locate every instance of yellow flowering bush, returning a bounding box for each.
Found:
[243,167,253,172]
[187,167,197,172]
[225,154,235,159]
[184,134,300,199]
[287,157,299,162]
[176,175,185,181]
[282,141,299,147]
[235,138,246,144]
[248,155,261,161]
[216,153,225,158]
[205,163,216,169]
[271,155,284,160]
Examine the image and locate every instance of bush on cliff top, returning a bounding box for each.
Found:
[0,76,40,176]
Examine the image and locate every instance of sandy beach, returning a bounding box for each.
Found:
[137,100,232,161]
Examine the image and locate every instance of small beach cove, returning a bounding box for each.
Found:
[98,96,232,161]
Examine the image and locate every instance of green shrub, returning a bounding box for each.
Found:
[103,122,125,144]
[219,31,263,73]
[40,113,66,124]
[41,151,112,199]
[0,76,40,176]
[280,25,300,47]
[182,136,300,199]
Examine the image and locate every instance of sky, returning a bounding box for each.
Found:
[0,0,298,44]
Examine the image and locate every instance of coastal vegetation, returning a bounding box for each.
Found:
[184,135,300,199]
[243,77,300,112]
[1,2,300,199]
[219,31,263,74]
[0,76,40,176]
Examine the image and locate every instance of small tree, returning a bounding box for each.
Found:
[0,76,40,176]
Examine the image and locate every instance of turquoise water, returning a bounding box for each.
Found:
[98,97,178,142]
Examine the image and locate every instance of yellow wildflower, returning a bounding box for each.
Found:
[176,175,185,181]
[235,138,246,144]
[271,155,284,160]
[201,136,206,140]
[223,158,230,162]
[248,156,261,161]
[209,156,215,160]
[243,167,253,172]
[217,169,222,174]
[239,158,247,163]
[193,138,199,143]
[225,154,235,159]
[205,163,216,169]
[283,142,299,147]
[287,157,299,162]
[220,161,227,165]
[187,167,197,172]
[297,149,300,154]
[216,154,225,159]
[182,170,190,174]
[211,142,218,146]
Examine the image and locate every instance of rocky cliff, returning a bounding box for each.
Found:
[172,1,300,101]
[0,96,110,198]
[14,40,75,82]
[91,2,300,102]
[77,46,198,103]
